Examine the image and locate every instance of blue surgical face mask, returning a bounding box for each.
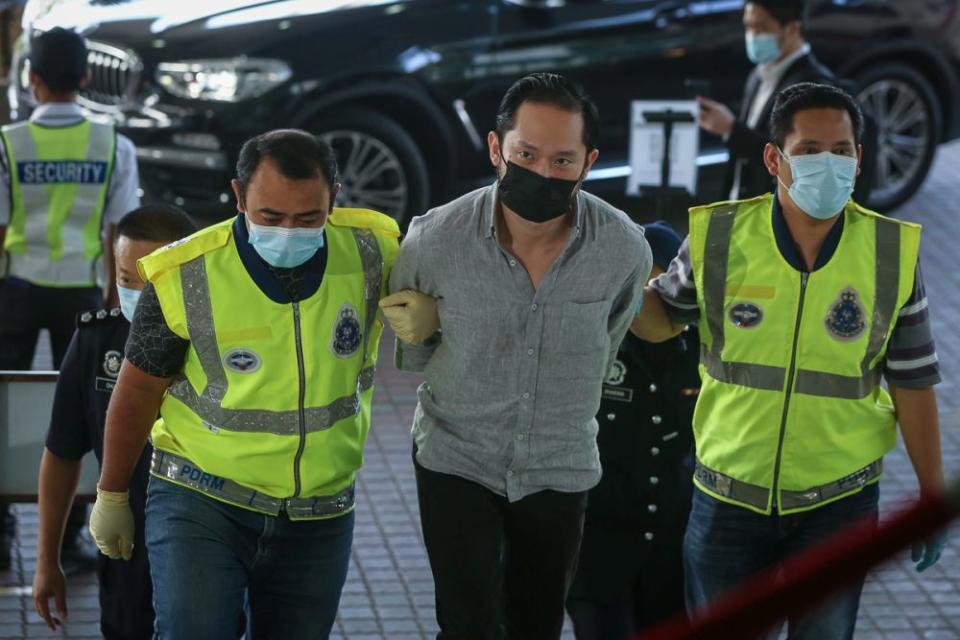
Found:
[117,285,142,323]
[247,217,326,268]
[745,32,781,65]
[778,148,858,220]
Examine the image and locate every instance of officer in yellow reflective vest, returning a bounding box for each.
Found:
[0,27,139,571]
[633,83,945,639]
[87,130,422,639]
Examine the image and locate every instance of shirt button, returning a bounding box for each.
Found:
[522,392,530,399]
[531,303,538,311]
[644,532,654,541]
[517,434,524,441]
[507,470,514,477]
[648,504,658,513]
[606,413,616,421]
[649,476,659,485]
[509,259,517,267]
[527,348,534,356]
[649,383,658,393]
[651,415,663,425]
[650,447,660,456]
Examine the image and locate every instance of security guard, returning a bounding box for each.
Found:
[88,130,420,640]
[566,221,700,640]
[32,205,196,639]
[634,83,945,639]
[0,27,139,570]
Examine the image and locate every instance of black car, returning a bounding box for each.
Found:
[12,0,960,226]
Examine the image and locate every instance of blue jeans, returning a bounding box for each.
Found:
[145,476,354,640]
[683,482,879,640]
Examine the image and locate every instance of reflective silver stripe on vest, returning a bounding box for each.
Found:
[794,221,901,400]
[150,449,355,518]
[167,228,384,434]
[700,344,787,392]
[695,458,882,511]
[779,459,882,510]
[701,204,788,392]
[4,121,114,285]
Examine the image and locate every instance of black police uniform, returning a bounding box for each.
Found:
[567,327,701,640]
[45,307,153,640]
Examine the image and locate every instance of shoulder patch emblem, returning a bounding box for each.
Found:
[728,302,763,329]
[825,287,866,341]
[223,348,262,374]
[331,303,362,359]
[605,359,627,386]
[102,350,122,378]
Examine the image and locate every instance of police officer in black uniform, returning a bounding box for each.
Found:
[32,205,195,639]
[566,221,700,640]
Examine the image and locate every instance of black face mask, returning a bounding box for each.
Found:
[497,160,582,223]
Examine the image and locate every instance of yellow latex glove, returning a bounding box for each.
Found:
[379,290,440,345]
[89,487,134,561]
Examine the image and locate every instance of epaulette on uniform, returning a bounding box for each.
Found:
[76,306,123,329]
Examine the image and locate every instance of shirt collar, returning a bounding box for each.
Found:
[771,190,844,272]
[29,102,85,124]
[758,42,811,84]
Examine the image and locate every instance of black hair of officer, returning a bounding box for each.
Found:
[115,204,198,245]
[769,82,865,149]
[235,129,340,209]
[495,72,601,152]
[29,27,88,94]
[748,0,807,27]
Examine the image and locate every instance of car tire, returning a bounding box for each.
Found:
[854,63,941,212]
[311,108,429,230]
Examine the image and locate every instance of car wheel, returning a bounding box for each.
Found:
[312,108,429,229]
[855,63,941,212]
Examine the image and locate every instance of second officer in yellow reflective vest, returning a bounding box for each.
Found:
[88,130,417,639]
[633,83,945,639]
[0,26,140,572]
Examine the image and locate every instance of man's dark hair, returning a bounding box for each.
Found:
[495,72,600,152]
[235,129,339,204]
[29,28,88,94]
[116,204,197,244]
[749,0,807,27]
[769,82,864,148]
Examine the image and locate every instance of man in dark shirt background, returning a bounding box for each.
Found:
[32,204,195,639]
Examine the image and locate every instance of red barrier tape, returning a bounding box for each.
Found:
[636,483,960,640]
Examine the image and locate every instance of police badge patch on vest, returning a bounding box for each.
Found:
[825,287,867,341]
[223,348,262,373]
[728,302,763,329]
[331,303,362,359]
[602,359,633,402]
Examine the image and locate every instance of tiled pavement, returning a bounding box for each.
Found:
[2,142,959,638]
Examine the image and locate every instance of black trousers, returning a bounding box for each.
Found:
[0,277,102,543]
[414,453,588,640]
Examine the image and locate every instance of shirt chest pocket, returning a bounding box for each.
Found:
[554,300,610,355]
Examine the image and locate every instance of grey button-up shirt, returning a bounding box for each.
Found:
[391,183,651,501]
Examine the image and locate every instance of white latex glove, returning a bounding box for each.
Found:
[379,290,440,345]
[89,487,134,561]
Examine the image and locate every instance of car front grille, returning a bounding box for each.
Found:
[78,40,143,111]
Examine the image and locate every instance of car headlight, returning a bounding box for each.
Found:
[155,57,291,102]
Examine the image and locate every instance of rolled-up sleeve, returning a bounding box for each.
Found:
[883,261,941,389]
[389,217,439,372]
[649,237,701,325]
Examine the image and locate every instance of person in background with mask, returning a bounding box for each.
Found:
[382,72,651,639]
[87,130,418,639]
[633,82,945,639]
[32,204,196,639]
[696,0,843,202]
[565,221,700,640]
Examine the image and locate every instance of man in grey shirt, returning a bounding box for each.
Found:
[387,73,651,639]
